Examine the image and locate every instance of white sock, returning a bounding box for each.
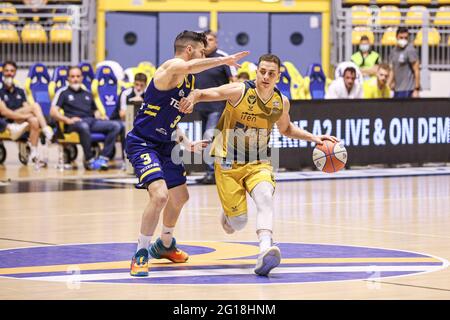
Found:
[258,230,273,253]
[136,233,152,252]
[161,225,174,248]
[250,182,275,252]
[30,146,38,159]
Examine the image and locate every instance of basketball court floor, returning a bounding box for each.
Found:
[0,142,449,299]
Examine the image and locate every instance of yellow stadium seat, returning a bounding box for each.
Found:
[50,23,72,43]
[21,23,48,43]
[381,27,398,45]
[53,16,72,23]
[344,0,370,4]
[405,6,428,25]
[0,3,19,22]
[437,0,450,5]
[238,61,257,80]
[0,23,19,43]
[414,28,441,46]
[376,0,401,4]
[352,5,372,25]
[137,61,156,84]
[406,0,431,5]
[378,5,401,26]
[352,27,375,45]
[448,37,450,45]
[434,6,450,26]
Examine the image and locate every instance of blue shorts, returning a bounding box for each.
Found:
[0,118,7,132]
[126,133,186,190]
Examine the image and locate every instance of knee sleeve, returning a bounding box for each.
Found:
[251,182,274,232]
[227,213,248,231]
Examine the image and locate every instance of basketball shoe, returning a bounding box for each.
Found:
[254,245,281,276]
[149,238,188,263]
[130,248,149,277]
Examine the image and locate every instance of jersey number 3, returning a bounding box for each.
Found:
[140,153,152,165]
[170,115,182,129]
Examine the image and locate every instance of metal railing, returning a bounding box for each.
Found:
[0,1,91,67]
[332,0,450,90]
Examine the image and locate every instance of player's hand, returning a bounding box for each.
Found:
[223,51,250,68]
[187,139,210,154]
[66,117,81,125]
[179,92,197,114]
[312,135,339,145]
[412,89,420,98]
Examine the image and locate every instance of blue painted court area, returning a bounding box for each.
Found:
[0,242,447,285]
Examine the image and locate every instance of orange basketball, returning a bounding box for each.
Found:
[312,140,347,173]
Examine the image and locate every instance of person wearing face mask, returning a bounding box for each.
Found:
[110,73,147,122]
[0,60,54,166]
[50,66,122,170]
[388,27,420,98]
[351,36,380,80]
[363,64,391,99]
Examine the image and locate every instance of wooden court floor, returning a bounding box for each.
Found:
[0,146,449,299]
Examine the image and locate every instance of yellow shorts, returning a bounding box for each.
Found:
[214,161,275,217]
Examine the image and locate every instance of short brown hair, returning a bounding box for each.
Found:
[258,54,281,70]
[134,73,147,83]
[378,63,390,72]
[174,30,207,54]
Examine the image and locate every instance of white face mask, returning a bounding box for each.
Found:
[397,39,408,48]
[70,83,81,91]
[3,77,13,86]
[359,44,370,52]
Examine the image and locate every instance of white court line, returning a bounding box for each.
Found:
[103,167,450,185]
[21,265,442,282]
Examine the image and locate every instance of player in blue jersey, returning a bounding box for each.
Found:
[127,30,248,276]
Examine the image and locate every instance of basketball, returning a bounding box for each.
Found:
[312,140,347,173]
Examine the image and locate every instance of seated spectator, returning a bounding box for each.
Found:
[0,60,53,166]
[334,61,363,85]
[363,64,391,99]
[388,27,420,99]
[0,100,30,140]
[237,72,250,82]
[110,73,146,122]
[325,67,363,99]
[50,66,122,171]
[351,35,380,80]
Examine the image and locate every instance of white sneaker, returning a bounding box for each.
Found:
[8,122,29,141]
[254,246,281,276]
[31,155,48,168]
[220,212,235,234]
[43,126,54,142]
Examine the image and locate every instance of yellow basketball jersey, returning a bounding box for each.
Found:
[211,80,284,162]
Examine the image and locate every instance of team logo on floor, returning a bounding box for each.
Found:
[0,241,447,285]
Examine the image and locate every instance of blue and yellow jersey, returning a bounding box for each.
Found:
[129,74,195,144]
[211,80,284,161]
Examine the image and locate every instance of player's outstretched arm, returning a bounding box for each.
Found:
[276,96,338,145]
[179,82,244,113]
[175,127,210,153]
[163,51,249,77]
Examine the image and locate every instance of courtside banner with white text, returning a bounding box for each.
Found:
[177,98,450,170]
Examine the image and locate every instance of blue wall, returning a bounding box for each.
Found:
[105,11,323,74]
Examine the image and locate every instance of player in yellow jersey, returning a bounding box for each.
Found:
[180,54,338,276]
[363,64,391,99]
